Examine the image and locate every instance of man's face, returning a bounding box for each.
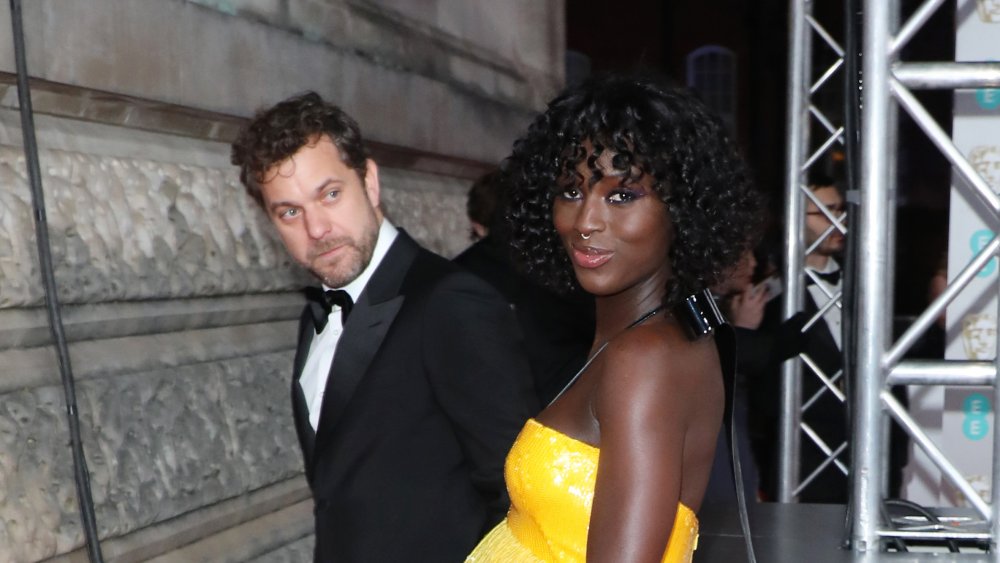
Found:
[805,185,846,258]
[260,135,382,288]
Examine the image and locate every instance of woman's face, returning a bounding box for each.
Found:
[552,147,673,299]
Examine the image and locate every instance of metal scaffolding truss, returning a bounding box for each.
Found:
[785,0,1000,552]
[853,0,1000,551]
[780,0,851,504]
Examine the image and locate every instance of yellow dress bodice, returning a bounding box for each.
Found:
[467,418,698,562]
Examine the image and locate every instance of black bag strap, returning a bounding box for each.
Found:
[676,291,756,562]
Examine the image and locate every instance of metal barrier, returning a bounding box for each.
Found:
[853,0,1000,551]
[785,0,1000,551]
[781,0,851,503]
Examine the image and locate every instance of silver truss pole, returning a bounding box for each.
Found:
[882,392,991,519]
[779,0,812,503]
[888,361,995,386]
[853,0,893,550]
[880,0,902,498]
[888,0,948,55]
[894,62,1000,89]
[891,79,1000,212]
[993,306,1000,551]
[887,234,1000,366]
[784,0,1000,552]
[846,0,1000,551]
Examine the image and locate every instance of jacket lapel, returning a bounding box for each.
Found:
[291,307,318,480]
[804,291,841,361]
[314,232,420,444]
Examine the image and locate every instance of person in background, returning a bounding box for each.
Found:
[716,249,769,330]
[465,169,500,242]
[749,177,850,503]
[231,92,537,562]
[704,247,768,505]
[466,73,761,562]
[454,170,594,406]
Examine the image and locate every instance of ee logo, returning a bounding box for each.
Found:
[978,89,1000,111]
[971,229,998,278]
[963,393,991,441]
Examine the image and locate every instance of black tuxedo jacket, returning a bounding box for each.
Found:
[291,231,537,562]
[747,286,849,503]
[453,236,594,405]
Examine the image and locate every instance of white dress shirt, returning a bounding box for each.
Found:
[299,220,399,430]
[806,260,843,350]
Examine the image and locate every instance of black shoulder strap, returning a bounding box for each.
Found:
[675,290,756,562]
[715,323,757,563]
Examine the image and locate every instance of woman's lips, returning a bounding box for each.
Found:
[570,244,613,269]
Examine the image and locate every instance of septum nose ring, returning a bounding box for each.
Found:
[580,232,591,240]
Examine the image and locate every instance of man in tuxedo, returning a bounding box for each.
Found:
[749,179,850,503]
[454,170,594,406]
[231,92,537,562]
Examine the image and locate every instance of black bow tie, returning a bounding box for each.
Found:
[810,269,841,286]
[304,287,354,333]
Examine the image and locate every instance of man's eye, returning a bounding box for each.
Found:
[324,190,340,201]
[279,208,299,219]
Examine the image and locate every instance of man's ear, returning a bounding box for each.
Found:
[364,159,381,209]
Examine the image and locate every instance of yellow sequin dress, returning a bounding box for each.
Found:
[466,418,699,563]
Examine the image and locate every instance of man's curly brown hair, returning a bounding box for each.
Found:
[231,91,369,208]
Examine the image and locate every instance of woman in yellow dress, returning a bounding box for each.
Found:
[466,73,760,562]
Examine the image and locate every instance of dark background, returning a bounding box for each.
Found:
[565,0,955,322]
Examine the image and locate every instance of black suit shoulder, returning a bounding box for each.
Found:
[408,243,506,297]
[395,237,540,524]
[452,237,594,405]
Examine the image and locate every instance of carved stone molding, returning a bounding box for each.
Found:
[0,117,474,308]
[0,350,301,562]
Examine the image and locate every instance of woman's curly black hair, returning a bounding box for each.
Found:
[503,73,762,307]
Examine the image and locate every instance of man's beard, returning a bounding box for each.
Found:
[307,223,379,288]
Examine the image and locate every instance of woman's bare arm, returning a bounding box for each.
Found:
[587,325,722,562]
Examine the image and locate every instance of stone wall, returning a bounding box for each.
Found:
[0,1,564,560]
[0,0,563,163]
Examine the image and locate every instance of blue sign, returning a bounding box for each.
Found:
[962,393,991,441]
[971,229,998,277]
[977,89,1000,111]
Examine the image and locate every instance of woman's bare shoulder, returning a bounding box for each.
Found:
[592,321,720,417]
[602,319,717,379]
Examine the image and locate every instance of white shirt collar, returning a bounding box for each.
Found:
[323,219,398,302]
[807,258,840,275]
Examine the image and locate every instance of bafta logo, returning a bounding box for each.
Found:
[969,145,1000,192]
[953,474,991,507]
[962,313,997,360]
[979,0,1000,22]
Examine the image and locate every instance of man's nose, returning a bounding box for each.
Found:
[304,209,332,240]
